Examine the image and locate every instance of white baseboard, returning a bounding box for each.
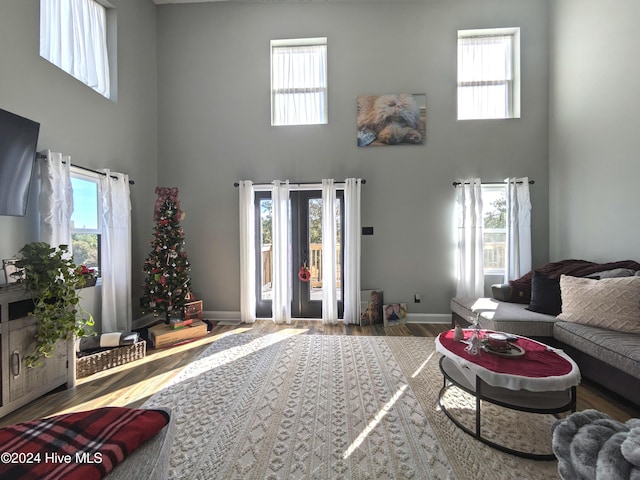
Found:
[203,311,451,325]
[202,310,240,323]
[406,313,452,324]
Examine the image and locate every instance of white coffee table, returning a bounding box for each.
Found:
[435,329,581,460]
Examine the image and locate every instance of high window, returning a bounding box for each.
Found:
[457,28,520,120]
[482,185,507,274]
[39,0,114,99]
[271,38,328,126]
[70,170,101,276]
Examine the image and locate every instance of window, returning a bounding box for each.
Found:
[482,185,507,274]
[457,28,520,120]
[70,170,101,276]
[39,0,114,99]
[271,38,328,126]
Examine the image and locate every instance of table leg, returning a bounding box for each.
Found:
[476,375,481,437]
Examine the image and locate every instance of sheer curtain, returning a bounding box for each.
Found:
[100,170,131,332]
[39,0,110,98]
[321,179,338,324]
[238,181,256,323]
[271,41,327,126]
[458,33,513,120]
[342,178,362,325]
[271,180,291,324]
[505,177,532,282]
[455,178,484,297]
[38,150,73,248]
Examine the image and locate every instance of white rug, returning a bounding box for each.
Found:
[143,333,560,480]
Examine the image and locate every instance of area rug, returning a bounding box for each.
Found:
[143,333,560,479]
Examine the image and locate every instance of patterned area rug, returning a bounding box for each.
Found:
[143,333,560,479]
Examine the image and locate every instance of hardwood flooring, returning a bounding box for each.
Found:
[0,320,638,428]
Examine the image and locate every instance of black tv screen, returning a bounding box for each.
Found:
[0,108,40,216]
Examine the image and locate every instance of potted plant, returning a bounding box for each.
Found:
[75,265,97,288]
[12,242,94,367]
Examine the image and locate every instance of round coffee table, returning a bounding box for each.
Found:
[435,329,581,460]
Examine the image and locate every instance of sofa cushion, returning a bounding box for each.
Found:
[0,407,170,480]
[450,297,558,337]
[508,259,640,304]
[553,321,640,379]
[527,270,562,316]
[558,275,640,334]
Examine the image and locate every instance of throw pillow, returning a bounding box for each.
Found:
[0,407,170,480]
[557,275,640,334]
[527,270,562,316]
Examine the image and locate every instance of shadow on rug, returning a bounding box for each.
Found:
[386,336,560,480]
[143,332,559,479]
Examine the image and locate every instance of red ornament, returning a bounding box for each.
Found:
[298,263,311,282]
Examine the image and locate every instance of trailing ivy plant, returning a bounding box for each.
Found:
[13,242,94,368]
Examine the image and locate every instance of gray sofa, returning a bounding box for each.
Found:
[450,277,640,408]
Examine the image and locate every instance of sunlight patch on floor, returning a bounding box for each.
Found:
[343,384,408,459]
[411,351,435,378]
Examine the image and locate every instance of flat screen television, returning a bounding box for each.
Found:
[0,108,40,217]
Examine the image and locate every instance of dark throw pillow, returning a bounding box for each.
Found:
[527,270,562,316]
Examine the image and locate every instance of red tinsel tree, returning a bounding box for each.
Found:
[139,187,192,323]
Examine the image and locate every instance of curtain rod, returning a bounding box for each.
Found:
[234,179,366,187]
[36,152,135,185]
[452,179,534,187]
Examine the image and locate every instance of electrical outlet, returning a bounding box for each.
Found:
[414,293,421,303]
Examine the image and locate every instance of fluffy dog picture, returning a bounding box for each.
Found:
[357,93,426,146]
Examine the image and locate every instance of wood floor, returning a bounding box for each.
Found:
[0,320,638,428]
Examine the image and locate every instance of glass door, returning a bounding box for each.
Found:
[254,189,344,319]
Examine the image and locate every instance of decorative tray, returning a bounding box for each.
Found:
[482,342,525,358]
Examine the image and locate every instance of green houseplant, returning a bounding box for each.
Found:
[13,242,94,367]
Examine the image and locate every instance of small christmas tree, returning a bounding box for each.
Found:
[140,187,192,323]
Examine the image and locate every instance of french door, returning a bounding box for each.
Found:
[255,190,344,319]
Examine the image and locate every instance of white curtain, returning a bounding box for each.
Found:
[505,177,532,282]
[40,0,110,97]
[38,150,73,249]
[271,180,291,324]
[100,170,131,332]
[238,181,256,323]
[343,178,362,325]
[321,179,338,324]
[458,33,513,120]
[455,178,484,297]
[271,42,327,126]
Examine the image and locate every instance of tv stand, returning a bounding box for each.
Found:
[0,285,75,419]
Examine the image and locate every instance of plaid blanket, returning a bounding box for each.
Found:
[0,407,169,480]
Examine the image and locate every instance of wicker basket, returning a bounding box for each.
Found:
[76,341,146,379]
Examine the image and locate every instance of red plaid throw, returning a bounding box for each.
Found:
[0,407,170,480]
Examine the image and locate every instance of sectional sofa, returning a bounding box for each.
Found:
[450,260,640,408]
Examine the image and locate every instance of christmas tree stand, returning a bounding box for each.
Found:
[149,320,208,348]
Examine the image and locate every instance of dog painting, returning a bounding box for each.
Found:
[357,93,426,146]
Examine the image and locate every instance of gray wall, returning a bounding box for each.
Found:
[0,0,158,330]
[157,0,550,316]
[549,0,640,262]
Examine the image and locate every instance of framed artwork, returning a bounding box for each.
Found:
[383,303,408,327]
[2,259,20,285]
[357,93,426,147]
[360,290,383,326]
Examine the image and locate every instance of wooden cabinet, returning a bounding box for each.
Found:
[0,285,74,419]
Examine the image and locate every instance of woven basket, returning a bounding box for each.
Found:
[76,341,146,379]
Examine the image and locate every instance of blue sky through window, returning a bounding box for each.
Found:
[71,177,99,230]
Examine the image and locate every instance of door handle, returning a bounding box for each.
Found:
[11,351,20,377]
